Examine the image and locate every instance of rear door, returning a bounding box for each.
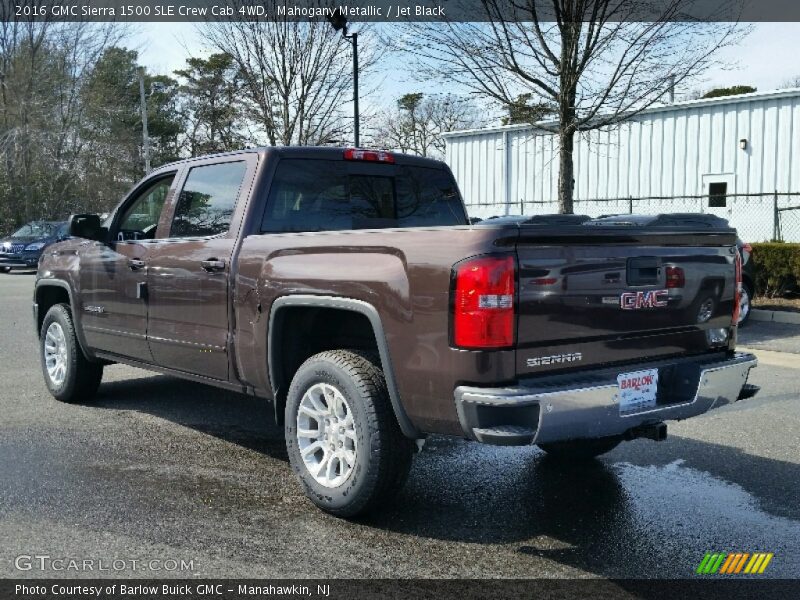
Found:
[514,225,738,377]
[145,155,257,380]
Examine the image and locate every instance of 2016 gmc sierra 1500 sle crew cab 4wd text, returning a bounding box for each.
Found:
[33,146,759,517]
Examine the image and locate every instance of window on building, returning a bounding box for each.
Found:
[708,182,727,208]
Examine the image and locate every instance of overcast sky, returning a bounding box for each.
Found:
[132,22,800,113]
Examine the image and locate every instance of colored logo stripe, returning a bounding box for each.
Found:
[697,552,774,574]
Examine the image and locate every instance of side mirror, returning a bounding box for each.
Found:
[68,214,102,241]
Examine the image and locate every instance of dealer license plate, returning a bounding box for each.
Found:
[617,368,659,415]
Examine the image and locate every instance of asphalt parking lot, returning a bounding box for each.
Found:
[1,272,799,579]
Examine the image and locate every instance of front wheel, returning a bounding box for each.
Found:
[285,350,414,517]
[40,303,103,402]
[537,436,621,460]
[0,266,11,273]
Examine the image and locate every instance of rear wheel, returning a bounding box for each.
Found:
[285,349,414,517]
[0,266,10,273]
[537,436,621,460]
[738,283,753,326]
[694,294,716,324]
[40,303,103,403]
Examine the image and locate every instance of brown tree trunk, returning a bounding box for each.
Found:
[557,17,580,215]
[557,97,576,214]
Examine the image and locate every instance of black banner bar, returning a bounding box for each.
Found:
[2,579,800,600]
[3,0,800,23]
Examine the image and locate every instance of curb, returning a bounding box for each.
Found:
[751,309,800,325]
[738,346,800,368]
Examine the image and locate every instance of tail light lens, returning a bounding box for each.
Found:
[732,250,743,325]
[343,148,395,163]
[452,255,515,349]
[665,266,685,288]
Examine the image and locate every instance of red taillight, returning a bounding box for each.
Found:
[343,148,395,163]
[665,266,685,289]
[453,255,515,349]
[732,250,743,325]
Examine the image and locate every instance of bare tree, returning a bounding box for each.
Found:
[398,1,744,212]
[202,3,374,146]
[0,9,126,228]
[782,75,800,89]
[372,92,486,158]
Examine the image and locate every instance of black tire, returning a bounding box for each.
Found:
[0,266,10,273]
[40,303,103,403]
[738,282,753,326]
[285,349,414,517]
[537,436,622,460]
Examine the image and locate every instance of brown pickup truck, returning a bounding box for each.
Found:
[34,146,758,517]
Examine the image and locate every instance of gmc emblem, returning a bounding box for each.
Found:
[620,289,669,310]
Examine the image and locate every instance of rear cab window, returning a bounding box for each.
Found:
[260,159,467,233]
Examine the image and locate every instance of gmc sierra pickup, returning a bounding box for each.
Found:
[34,146,758,517]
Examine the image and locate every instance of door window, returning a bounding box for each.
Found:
[117,175,175,241]
[170,161,247,238]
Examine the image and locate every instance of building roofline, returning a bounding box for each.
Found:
[442,87,800,139]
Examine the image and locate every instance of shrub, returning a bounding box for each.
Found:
[750,243,800,297]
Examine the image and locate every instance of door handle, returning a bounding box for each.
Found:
[201,259,226,272]
[128,258,146,271]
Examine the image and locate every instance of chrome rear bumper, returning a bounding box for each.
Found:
[454,352,758,446]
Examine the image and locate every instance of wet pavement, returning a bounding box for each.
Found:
[1,273,799,579]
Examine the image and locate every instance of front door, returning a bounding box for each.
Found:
[145,157,254,381]
[79,173,178,362]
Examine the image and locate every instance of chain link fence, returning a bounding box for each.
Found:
[467,192,800,242]
[777,204,800,243]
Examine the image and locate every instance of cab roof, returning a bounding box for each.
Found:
[156,146,448,172]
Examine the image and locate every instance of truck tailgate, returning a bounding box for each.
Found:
[515,225,739,376]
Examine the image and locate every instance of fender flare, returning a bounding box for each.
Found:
[34,279,92,359]
[267,295,420,439]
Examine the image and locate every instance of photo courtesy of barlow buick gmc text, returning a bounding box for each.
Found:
[1,1,800,599]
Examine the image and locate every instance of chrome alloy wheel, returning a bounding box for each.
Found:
[738,287,751,324]
[44,322,68,387]
[296,383,357,488]
[697,298,715,323]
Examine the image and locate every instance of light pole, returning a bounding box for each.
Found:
[326,14,359,147]
[137,66,151,174]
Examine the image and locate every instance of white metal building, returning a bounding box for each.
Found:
[443,88,800,241]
